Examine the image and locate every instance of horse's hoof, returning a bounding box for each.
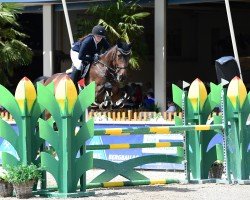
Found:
[92,102,99,107]
[91,104,99,108]
[119,103,124,108]
[104,101,108,107]
[115,99,123,107]
[99,101,108,110]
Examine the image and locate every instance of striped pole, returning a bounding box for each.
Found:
[94,124,223,136]
[87,142,183,150]
[34,178,180,192]
[87,179,180,189]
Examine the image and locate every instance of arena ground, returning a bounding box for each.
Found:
[2,170,250,199]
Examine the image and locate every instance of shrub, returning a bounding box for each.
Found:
[5,164,42,184]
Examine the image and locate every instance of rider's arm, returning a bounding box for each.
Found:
[78,36,93,62]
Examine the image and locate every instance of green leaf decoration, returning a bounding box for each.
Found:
[202,83,222,120]
[75,152,93,185]
[0,119,19,151]
[30,101,44,131]
[73,119,94,156]
[40,152,59,184]
[0,84,22,125]
[1,152,20,168]
[37,83,62,129]
[210,82,222,105]
[72,82,95,126]
[46,81,55,94]
[172,84,183,108]
[39,118,59,157]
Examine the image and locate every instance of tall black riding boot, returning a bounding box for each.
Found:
[69,67,81,91]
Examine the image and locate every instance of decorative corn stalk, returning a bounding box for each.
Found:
[37,76,95,197]
[172,78,223,180]
[226,77,250,182]
[0,77,44,167]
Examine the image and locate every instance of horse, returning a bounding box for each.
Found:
[37,41,132,109]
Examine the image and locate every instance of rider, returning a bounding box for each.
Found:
[69,25,110,87]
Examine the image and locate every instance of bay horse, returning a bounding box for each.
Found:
[39,41,132,109]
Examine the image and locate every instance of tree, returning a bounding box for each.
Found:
[76,0,150,70]
[0,3,32,86]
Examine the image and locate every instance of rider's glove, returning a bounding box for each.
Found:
[94,54,99,62]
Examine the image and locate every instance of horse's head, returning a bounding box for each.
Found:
[91,41,131,85]
[112,41,132,82]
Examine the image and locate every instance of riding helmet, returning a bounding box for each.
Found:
[92,25,106,37]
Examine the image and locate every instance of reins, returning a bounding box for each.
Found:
[93,46,130,80]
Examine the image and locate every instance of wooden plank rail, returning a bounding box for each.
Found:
[88,109,221,122]
[0,110,220,123]
[88,110,219,122]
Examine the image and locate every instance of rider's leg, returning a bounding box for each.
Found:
[69,67,81,82]
[69,67,82,92]
[69,49,82,88]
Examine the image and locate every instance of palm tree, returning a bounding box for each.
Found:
[76,0,150,69]
[0,3,32,86]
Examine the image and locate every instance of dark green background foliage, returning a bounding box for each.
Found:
[0,3,32,86]
[76,0,150,69]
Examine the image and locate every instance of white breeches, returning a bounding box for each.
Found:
[70,49,82,70]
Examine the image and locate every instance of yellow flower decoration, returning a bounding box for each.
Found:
[55,76,77,114]
[188,78,207,112]
[227,76,247,109]
[15,77,37,114]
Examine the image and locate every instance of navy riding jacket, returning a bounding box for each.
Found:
[72,34,110,63]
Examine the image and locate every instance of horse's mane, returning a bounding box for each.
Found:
[101,42,131,60]
[99,45,117,62]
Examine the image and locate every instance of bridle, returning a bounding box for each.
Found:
[94,45,131,80]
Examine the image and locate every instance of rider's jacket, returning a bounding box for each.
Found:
[72,34,110,63]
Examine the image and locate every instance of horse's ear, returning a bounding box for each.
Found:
[117,39,132,54]
[128,42,133,49]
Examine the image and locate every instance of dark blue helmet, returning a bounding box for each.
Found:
[92,25,106,37]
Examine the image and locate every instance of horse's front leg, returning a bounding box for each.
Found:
[95,84,106,103]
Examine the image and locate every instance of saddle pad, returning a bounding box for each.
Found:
[78,78,85,87]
